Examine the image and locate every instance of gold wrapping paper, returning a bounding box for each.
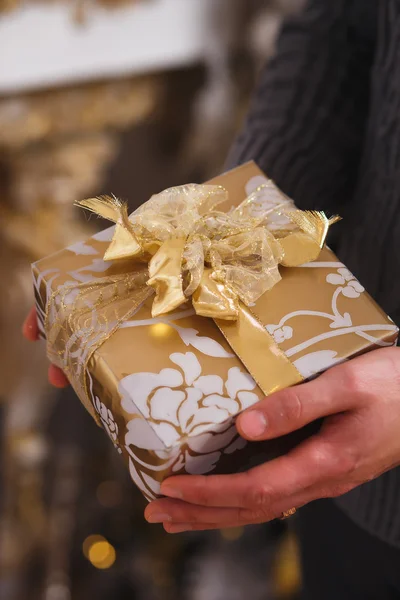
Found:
[32,162,398,501]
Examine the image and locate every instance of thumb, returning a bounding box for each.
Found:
[236,365,353,441]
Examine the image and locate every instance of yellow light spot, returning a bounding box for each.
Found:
[149,323,173,338]
[82,534,105,558]
[220,527,244,541]
[273,533,301,597]
[88,540,116,570]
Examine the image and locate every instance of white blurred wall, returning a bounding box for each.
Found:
[0,0,221,93]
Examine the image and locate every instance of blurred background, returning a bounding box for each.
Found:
[0,1,305,598]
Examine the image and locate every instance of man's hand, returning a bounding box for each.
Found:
[145,347,400,533]
[23,307,69,388]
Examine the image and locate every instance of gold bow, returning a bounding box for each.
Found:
[77,182,339,321]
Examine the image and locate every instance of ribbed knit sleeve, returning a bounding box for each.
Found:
[226,0,377,214]
[227,1,400,551]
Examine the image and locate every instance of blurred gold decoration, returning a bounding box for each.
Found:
[87,539,116,569]
[0,76,160,150]
[0,239,50,402]
[0,68,160,594]
[273,532,301,599]
[0,203,97,260]
[0,0,17,11]
[43,448,81,600]
[0,73,160,414]
[6,133,118,212]
[97,0,139,7]
[82,534,106,558]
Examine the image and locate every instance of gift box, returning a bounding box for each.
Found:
[32,162,398,501]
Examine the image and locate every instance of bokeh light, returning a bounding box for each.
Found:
[149,323,173,338]
[87,540,116,570]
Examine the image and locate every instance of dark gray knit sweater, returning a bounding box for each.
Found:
[227,0,400,547]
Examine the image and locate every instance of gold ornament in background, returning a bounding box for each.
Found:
[0,72,160,397]
[273,532,302,599]
[0,74,161,226]
[0,76,160,150]
[0,0,18,11]
[5,133,118,212]
[0,69,160,592]
[0,204,97,261]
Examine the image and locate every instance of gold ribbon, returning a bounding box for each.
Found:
[45,181,339,421]
[77,184,339,318]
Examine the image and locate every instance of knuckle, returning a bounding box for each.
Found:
[311,441,359,479]
[308,443,333,470]
[333,444,360,477]
[246,483,275,508]
[340,363,366,395]
[276,388,303,424]
[192,477,213,506]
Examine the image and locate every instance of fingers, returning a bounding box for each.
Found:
[236,363,356,442]
[22,306,39,341]
[147,480,322,532]
[23,307,69,388]
[164,522,248,533]
[146,494,301,529]
[164,523,218,533]
[160,434,355,509]
[48,364,69,388]
[145,499,242,526]
[156,476,356,533]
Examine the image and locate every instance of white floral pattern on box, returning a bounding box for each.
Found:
[266,263,397,358]
[94,396,122,454]
[326,267,365,298]
[119,352,257,499]
[120,351,258,448]
[266,324,293,343]
[86,370,122,454]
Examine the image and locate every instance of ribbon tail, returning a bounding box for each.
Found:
[280,210,339,267]
[192,268,239,320]
[105,223,142,261]
[77,195,142,261]
[215,304,303,396]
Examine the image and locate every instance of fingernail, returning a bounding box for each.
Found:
[161,485,183,500]
[146,513,172,524]
[239,411,267,438]
[167,524,192,534]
